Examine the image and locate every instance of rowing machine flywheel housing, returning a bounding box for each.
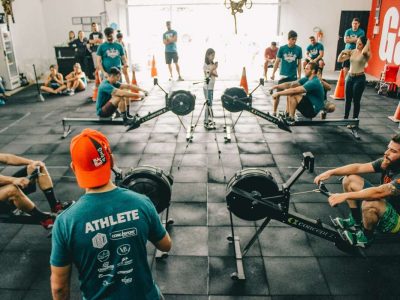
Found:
[167,90,196,116]
[119,166,174,213]
[221,87,252,112]
[226,168,280,221]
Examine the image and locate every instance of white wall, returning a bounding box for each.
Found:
[279,0,372,71]
[5,0,127,79]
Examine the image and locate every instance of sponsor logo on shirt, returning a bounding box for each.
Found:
[121,276,133,284]
[92,233,108,249]
[97,250,110,262]
[117,257,133,267]
[117,244,131,256]
[110,227,137,240]
[98,273,114,278]
[117,268,133,275]
[98,262,114,273]
[102,280,114,287]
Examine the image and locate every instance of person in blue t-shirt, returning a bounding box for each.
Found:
[96,67,148,125]
[50,128,172,300]
[303,36,325,71]
[97,27,127,79]
[271,61,324,124]
[342,18,365,76]
[163,21,183,81]
[271,30,302,116]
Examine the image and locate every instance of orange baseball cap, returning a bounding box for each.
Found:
[70,128,112,188]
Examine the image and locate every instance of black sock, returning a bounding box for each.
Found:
[29,207,50,221]
[350,208,362,225]
[43,188,59,211]
[126,105,131,115]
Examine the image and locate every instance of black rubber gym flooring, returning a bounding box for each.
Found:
[0,79,399,299]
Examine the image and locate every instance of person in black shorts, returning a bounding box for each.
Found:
[96,67,148,125]
[163,21,183,81]
[40,65,66,95]
[315,134,400,248]
[0,153,63,229]
[271,62,325,123]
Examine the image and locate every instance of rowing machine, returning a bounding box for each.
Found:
[126,78,196,139]
[225,152,364,281]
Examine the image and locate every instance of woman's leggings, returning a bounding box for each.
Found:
[344,74,366,119]
[203,88,214,123]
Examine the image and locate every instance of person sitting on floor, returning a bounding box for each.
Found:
[271,61,324,124]
[0,153,64,229]
[96,67,147,125]
[317,69,335,119]
[41,65,66,95]
[65,63,87,96]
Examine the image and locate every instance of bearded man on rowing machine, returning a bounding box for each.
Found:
[314,134,400,248]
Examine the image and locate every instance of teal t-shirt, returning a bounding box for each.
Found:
[344,28,365,50]
[277,44,302,79]
[96,80,121,115]
[306,42,324,59]
[50,187,167,300]
[96,42,125,73]
[298,76,324,113]
[163,30,177,52]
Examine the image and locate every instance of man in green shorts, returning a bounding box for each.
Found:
[314,134,400,248]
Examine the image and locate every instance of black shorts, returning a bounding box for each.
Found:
[277,77,297,91]
[342,59,350,69]
[305,58,324,65]
[12,167,37,195]
[165,52,178,64]
[297,95,317,118]
[99,101,118,118]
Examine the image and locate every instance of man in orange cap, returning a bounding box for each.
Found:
[50,128,171,300]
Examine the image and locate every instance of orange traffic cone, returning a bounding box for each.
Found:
[240,67,249,94]
[388,101,400,122]
[92,70,101,101]
[330,69,345,100]
[151,55,158,78]
[131,68,141,101]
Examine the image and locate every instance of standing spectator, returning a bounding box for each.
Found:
[50,128,171,300]
[163,21,183,81]
[342,18,365,77]
[70,31,89,76]
[116,30,130,84]
[67,30,75,46]
[97,27,127,78]
[337,36,370,125]
[88,23,104,73]
[264,41,278,81]
[303,36,325,71]
[203,48,218,129]
[271,30,302,116]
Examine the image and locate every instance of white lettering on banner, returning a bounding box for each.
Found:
[379,7,400,64]
[85,210,140,234]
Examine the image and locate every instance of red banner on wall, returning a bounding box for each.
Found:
[366,0,400,84]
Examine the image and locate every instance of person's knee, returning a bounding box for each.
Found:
[342,175,363,192]
[5,184,20,199]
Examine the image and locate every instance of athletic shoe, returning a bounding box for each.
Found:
[177,76,184,81]
[68,90,75,96]
[285,117,296,125]
[40,215,55,230]
[342,229,371,248]
[332,214,358,230]
[52,201,75,214]
[169,77,173,81]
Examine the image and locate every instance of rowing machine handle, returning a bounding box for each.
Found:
[27,166,40,181]
[318,181,331,197]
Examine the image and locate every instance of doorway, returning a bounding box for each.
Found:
[334,10,370,71]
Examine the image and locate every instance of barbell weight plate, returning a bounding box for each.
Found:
[226,168,280,221]
[119,165,173,214]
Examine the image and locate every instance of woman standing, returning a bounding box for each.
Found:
[337,36,370,123]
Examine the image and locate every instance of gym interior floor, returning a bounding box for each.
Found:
[0,78,399,299]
